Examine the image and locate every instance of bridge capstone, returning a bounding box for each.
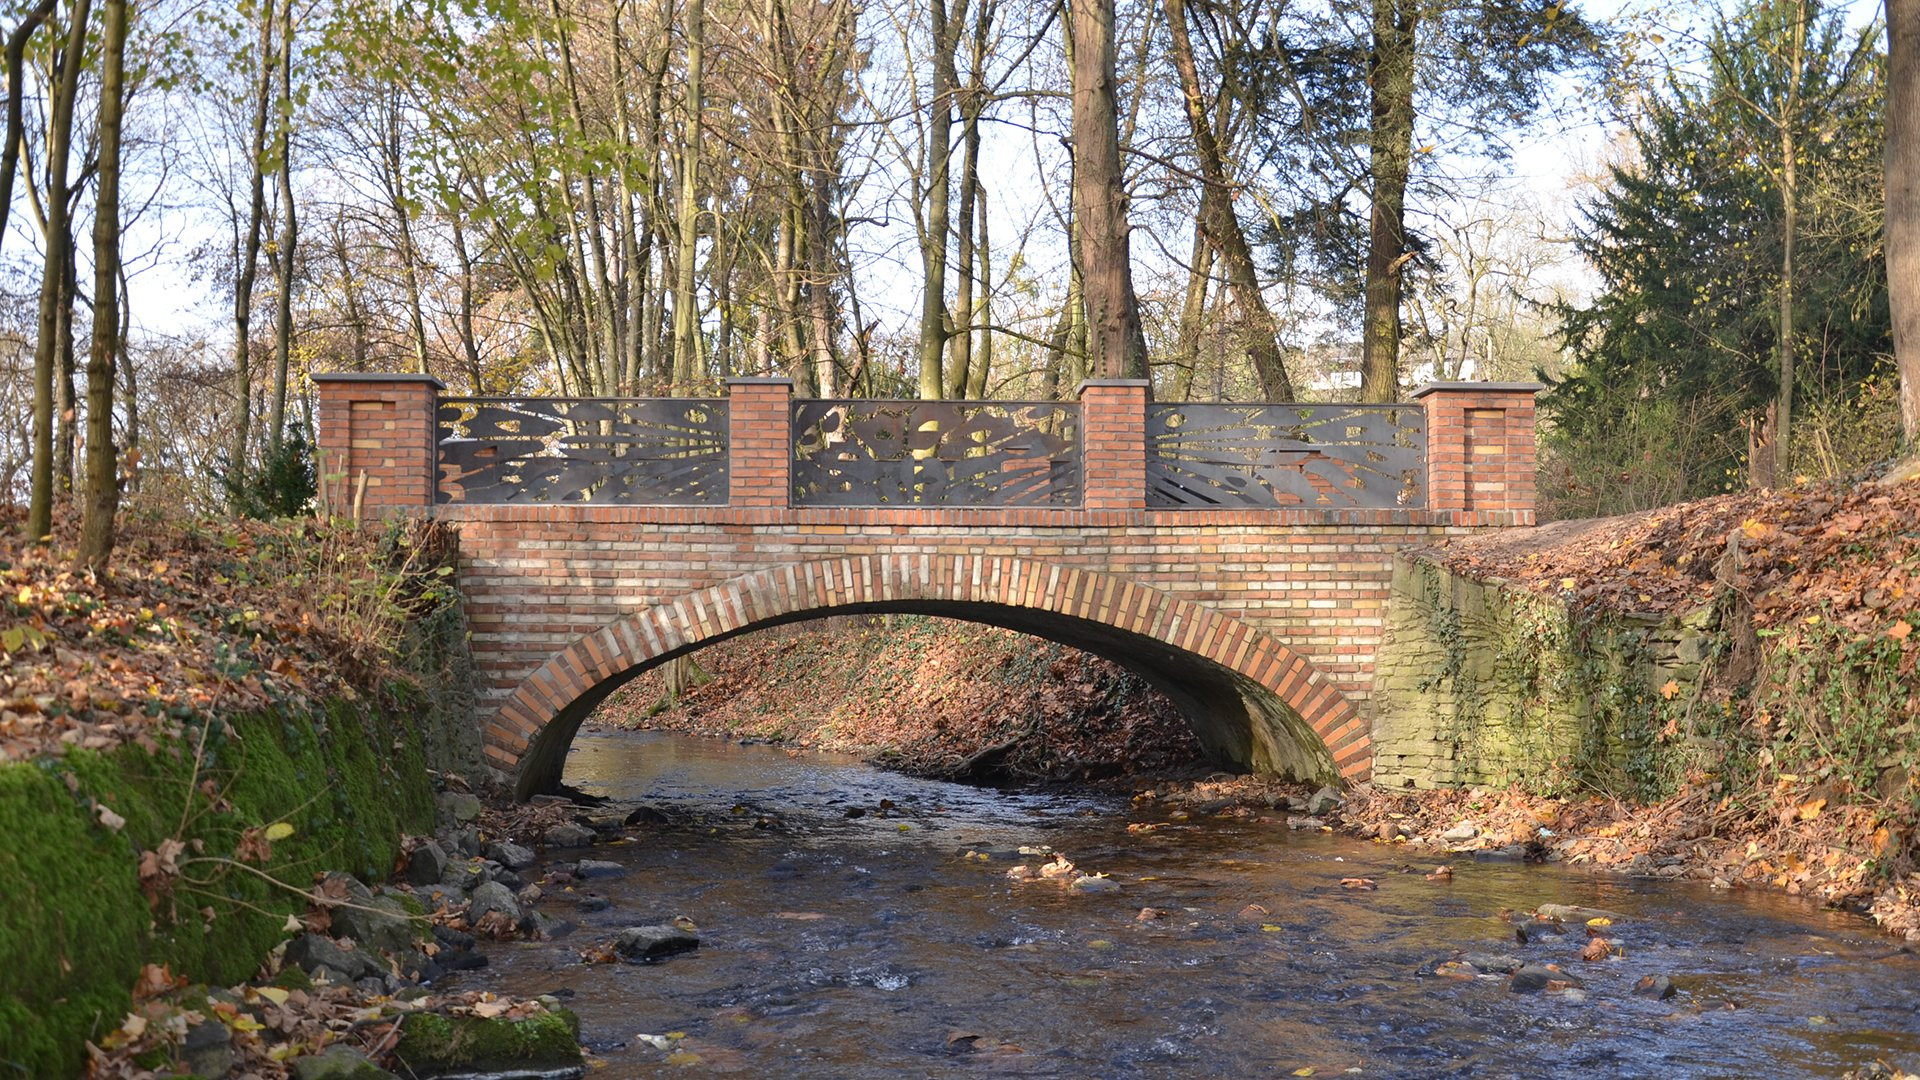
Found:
[313,373,1541,799]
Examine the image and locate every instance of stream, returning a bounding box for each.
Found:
[449,730,1920,1078]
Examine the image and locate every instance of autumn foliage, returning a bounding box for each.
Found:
[0,508,455,763]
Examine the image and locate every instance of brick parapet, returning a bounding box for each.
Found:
[313,373,442,518]
[1077,379,1149,511]
[725,377,793,507]
[1413,382,1541,515]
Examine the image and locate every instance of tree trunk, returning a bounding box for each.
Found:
[54,253,75,493]
[1767,125,1796,488]
[230,0,274,487]
[1067,0,1147,380]
[268,0,295,452]
[0,0,57,256]
[75,0,126,572]
[25,0,90,541]
[1360,0,1418,402]
[1890,0,1918,445]
[966,185,992,398]
[1162,0,1294,400]
[671,0,706,390]
[946,0,991,398]
[917,0,966,398]
[1172,218,1212,400]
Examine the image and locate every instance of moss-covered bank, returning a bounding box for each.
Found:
[1370,556,1716,797]
[0,691,437,1078]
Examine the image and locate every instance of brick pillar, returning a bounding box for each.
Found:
[313,373,442,518]
[1412,382,1542,515]
[727,377,794,507]
[1077,379,1149,511]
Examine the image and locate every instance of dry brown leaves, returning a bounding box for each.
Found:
[84,963,559,1080]
[1,509,442,764]
[1430,476,1920,631]
[596,618,1202,781]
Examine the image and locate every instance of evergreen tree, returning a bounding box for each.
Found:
[1543,0,1885,515]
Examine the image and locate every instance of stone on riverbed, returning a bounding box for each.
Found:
[614,924,700,962]
[1633,974,1677,1000]
[1534,903,1624,923]
[1508,964,1578,993]
[290,1044,397,1080]
[435,792,483,830]
[406,840,450,887]
[1306,786,1344,816]
[574,859,626,879]
[392,1006,583,1079]
[332,894,422,954]
[546,822,596,848]
[285,934,384,984]
[1462,953,1522,974]
[468,881,523,926]
[485,840,538,870]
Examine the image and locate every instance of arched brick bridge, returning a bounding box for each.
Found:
[315,374,1539,799]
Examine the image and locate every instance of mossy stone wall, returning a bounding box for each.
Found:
[0,693,436,1078]
[1369,555,1713,795]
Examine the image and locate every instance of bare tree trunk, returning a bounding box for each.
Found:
[1067,0,1147,380]
[1767,125,1797,488]
[966,185,992,398]
[268,0,295,452]
[1894,0,1920,445]
[0,0,57,256]
[918,0,967,399]
[382,85,430,374]
[54,254,74,493]
[450,213,484,390]
[1360,0,1417,402]
[333,217,369,367]
[25,0,89,541]
[1172,218,1212,400]
[75,0,126,572]
[946,0,991,398]
[671,0,706,389]
[229,0,274,486]
[1162,0,1295,400]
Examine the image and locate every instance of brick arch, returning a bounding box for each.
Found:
[484,554,1371,799]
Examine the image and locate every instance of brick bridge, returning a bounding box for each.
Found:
[315,374,1540,799]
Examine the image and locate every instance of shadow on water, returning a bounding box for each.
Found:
[450,730,1920,1078]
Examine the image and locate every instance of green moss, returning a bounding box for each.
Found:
[393,1008,583,1075]
[0,692,435,1078]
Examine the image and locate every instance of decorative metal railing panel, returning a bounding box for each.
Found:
[435,397,729,505]
[792,400,1081,507]
[1146,403,1426,508]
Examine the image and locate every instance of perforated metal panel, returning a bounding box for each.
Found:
[1146,403,1425,508]
[792,400,1081,507]
[436,397,729,505]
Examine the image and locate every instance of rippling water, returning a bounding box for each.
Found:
[450,730,1920,1078]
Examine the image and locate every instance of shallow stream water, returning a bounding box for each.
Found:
[451,730,1920,1078]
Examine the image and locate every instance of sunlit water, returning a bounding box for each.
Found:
[448,730,1920,1078]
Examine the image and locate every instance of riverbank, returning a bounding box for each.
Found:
[0,510,578,1077]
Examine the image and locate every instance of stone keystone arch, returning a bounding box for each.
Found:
[483,554,1372,800]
